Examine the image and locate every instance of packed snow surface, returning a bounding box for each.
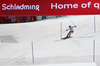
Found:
[0,15,99,66]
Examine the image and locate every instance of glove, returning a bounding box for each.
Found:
[65,30,68,31]
[74,26,77,27]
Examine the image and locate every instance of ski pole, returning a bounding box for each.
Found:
[63,30,68,33]
[63,31,66,33]
[67,17,76,26]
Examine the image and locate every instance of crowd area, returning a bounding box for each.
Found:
[0,16,36,24]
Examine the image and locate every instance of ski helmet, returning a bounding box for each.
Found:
[69,25,71,28]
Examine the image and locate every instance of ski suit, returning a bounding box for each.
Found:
[65,26,76,38]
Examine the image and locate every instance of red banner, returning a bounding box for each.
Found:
[0,0,100,16]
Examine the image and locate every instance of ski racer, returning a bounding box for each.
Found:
[63,25,77,39]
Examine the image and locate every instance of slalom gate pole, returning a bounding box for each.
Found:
[93,39,95,62]
[94,15,96,33]
[31,41,34,63]
[60,22,62,39]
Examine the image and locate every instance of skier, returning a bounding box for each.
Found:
[62,25,77,39]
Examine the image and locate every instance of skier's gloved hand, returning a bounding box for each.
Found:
[65,30,68,31]
[74,26,77,27]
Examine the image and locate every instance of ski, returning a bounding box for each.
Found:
[53,37,71,42]
[61,37,70,40]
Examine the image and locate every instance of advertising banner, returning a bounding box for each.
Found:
[0,0,100,16]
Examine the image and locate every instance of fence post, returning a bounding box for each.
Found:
[60,22,62,39]
[94,15,96,33]
[31,41,34,63]
[93,39,95,62]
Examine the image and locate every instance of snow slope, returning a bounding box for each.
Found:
[0,15,99,66]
